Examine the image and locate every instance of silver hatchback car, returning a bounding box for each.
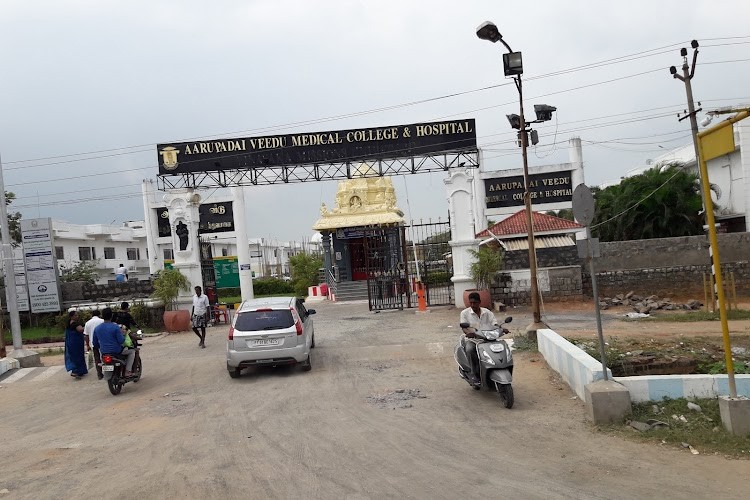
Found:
[226,296,316,378]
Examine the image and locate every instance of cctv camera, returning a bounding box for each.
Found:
[700,116,712,127]
[533,104,557,122]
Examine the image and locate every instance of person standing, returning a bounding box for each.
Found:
[84,309,105,380]
[115,263,128,282]
[191,286,210,348]
[64,311,88,379]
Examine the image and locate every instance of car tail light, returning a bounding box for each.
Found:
[290,307,303,335]
[102,354,113,363]
[228,325,234,340]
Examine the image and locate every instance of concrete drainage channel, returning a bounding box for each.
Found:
[536,329,750,435]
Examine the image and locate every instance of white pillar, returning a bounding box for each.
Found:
[141,180,163,275]
[231,186,254,300]
[445,169,479,305]
[569,136,585,186]
[738,121,750,232]
[472,148,487,236]
[164,188,203,311]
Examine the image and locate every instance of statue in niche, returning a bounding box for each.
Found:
[176,221,190,251]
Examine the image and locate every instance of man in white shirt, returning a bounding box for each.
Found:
[191,286,210,348]
[459,292,499,384]
[84,309,105,379]
[115,264,128,282]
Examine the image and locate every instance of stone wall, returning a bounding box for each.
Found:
[583,261,750,299]
[583,233,750,299]
[61,280,154,303]
[594,233,750,271]
[491,266,583,306]
[503,246,579,270]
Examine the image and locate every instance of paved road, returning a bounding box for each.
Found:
[0,300,747,499]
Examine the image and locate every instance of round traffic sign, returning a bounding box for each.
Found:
[572,184,595,226]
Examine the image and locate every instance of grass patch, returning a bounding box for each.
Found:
[647,309,750,322]
[603,397,750,458]
[511,334,538,352]
[3,325,163,345]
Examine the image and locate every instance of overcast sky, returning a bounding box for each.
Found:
[1,0,749,242]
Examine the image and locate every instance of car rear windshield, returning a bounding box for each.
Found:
[235,309,294,331]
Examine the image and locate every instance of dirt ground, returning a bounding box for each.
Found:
[1,300,749,499]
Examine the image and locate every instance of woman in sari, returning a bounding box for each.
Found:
[64,311,88,378]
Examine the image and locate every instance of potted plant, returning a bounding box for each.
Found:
[151,268,191,332]
[464,246,503,308]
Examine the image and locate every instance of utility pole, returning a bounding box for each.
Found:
[670,40,737,398]
[670,40,703,199]
[0,151,39,366]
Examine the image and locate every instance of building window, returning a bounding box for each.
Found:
[221,248,228,257]
[163,248,173,260]
[55,246,64,259]
[78,247,93,261]
[127,247,140,260]
[104,247,115,259]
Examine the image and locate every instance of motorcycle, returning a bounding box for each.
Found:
[455,317,514,408]
[101,329,143,395]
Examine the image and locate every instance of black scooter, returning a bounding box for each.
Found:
[454,317,514,408]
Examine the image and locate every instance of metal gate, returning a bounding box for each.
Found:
[200,238,218,304]
[365,226,408,311]
[364,219,453,310]
[406,218,453,307]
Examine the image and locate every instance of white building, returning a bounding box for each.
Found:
[50,218,319,285]
[602,117,750,232]
[51,220,150,284]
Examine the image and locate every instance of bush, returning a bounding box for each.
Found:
[218,287,241,297]
[252,278,294,296]
[290,252,324,297]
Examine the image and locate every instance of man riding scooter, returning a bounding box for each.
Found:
[459,292,500,386]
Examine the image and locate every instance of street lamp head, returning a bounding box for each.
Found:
[533,104,557,122]
[506,114,521,129]
[680,47,688,57]
[669,65,677,75]
[691,39,699,49]
[476,21,502,43]
[502,51,524,76]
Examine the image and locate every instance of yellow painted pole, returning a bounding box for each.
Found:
[695,110,749,398]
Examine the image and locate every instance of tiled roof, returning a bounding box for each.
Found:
[476,210,583,238]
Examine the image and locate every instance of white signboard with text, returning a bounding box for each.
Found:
[13,251,29,312]
[21,218,61,313]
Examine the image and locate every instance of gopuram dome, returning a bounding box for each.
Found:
[313,163,404,230]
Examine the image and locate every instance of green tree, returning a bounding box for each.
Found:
[60,260,100,283]
[544,209,574,221]
[4,191,21,245]
[592,164,703,241]
[289,252,323,297]
[151,268,191,310]
[468,246,503,290]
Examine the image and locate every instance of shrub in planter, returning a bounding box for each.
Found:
[151,268,191,332]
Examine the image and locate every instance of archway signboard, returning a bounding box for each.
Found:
[156,118,478,189]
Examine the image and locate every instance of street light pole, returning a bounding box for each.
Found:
[476,21,546,335]
[515,75,544,331]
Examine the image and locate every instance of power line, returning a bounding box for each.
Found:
[6,38,749,168]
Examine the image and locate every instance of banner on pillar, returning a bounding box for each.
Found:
[155,202,235,236]
[484,170,573,209]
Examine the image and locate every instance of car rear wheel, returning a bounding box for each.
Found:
[300,355,312,372]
